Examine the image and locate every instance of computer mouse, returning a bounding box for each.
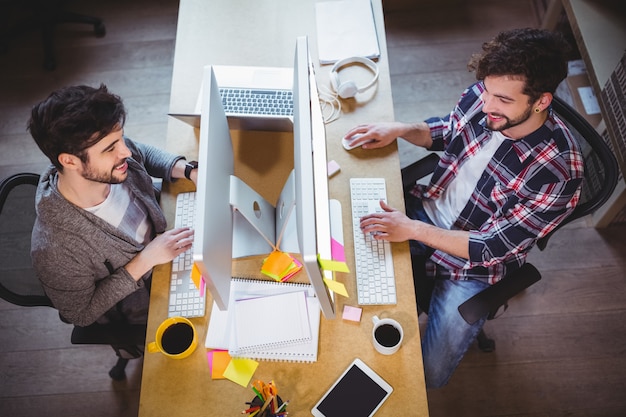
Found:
[342,134,373,150]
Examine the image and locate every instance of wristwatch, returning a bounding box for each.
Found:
[184,160,198,180]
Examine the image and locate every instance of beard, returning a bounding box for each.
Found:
[485,105,533,132]
[81,159,128,184]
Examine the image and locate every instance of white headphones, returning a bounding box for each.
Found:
[329,56,379,99]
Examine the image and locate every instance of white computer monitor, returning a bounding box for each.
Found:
[193,37,336,318]
[192,66,235,310]
[293,36,336,319]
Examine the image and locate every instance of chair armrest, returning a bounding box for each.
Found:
[71,323,146,346]
[457,263,542,325]
[401,153,440,191]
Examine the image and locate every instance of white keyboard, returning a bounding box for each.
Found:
[349,178,397,305]
[168,191,206,318]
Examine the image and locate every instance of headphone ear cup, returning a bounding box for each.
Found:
[337,80,358,99]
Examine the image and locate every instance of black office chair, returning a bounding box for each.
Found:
[0,172,145,380]
[0,0,106,70]
[401,96,620,352]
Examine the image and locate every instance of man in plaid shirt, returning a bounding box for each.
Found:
[344,28,584,388]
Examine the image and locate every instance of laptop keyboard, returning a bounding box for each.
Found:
[219,88,293,116]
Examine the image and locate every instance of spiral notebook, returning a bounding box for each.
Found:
[206,278,320,362]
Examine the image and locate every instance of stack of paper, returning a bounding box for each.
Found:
[206,278,320,362]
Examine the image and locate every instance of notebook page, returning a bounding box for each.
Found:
[235,296,320,362]
[230,290,312,354]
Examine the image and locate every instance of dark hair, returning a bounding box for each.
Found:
[467,28,570,102]
[28,84,127,171]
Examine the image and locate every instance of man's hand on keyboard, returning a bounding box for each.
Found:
[151,227,195,262]
[126,227,194,280]
[359,200,417,242]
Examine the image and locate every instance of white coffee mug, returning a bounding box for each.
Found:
[371,315,404,355]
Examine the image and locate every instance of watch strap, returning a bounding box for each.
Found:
[184,160,198,180]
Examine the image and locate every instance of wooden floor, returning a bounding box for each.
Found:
[1,1,625,416]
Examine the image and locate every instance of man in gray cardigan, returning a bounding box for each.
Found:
[28,85,198,337]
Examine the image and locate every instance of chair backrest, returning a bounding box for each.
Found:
[536,96,620,250]
[0,172,52,307]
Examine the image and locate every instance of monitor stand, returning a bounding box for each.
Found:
[230,171,298,258]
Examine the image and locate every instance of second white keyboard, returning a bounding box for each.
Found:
[168,191,206,318]
[349,178,397,305]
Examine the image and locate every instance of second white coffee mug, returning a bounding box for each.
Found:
[371,315,404,355]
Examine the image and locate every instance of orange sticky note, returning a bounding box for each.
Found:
[207,350,231,379]
[191,263,202,290]
[261,251,295,280]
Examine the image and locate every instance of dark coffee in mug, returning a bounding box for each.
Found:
[374,323,402,347]
[161,322,195,355]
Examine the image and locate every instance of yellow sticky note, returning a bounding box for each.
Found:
[323,278,349,297]
[191,263,202,290]
[223,357,259,388]
[318,255,350,273]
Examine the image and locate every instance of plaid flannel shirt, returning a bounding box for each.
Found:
[410,82,584,284]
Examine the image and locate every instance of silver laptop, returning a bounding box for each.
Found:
[169,65,294,132]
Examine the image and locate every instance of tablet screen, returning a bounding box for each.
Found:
[312,359,392,417]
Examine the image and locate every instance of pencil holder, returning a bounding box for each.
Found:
[247,395,285,416]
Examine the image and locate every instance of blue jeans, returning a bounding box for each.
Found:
[421,279,489,388]
[405,193,490,388]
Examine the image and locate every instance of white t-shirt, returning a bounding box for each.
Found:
[86,183,153,245]
[423,131,507,229]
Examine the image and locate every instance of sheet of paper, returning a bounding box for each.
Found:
[231,290,311,354]
[315,0,380,64]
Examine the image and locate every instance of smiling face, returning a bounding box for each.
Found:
[481,75,539,138]
[79,126,132,184]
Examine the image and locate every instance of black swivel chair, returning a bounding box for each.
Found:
[401,96,620,352]
[0,172,145,380]
[0,0,106,70]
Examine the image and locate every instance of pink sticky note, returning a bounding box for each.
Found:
[342,305,362,322]
[199,275,206,296]
[331,237,346,262]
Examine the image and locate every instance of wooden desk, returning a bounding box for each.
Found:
[138,1,429,415]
